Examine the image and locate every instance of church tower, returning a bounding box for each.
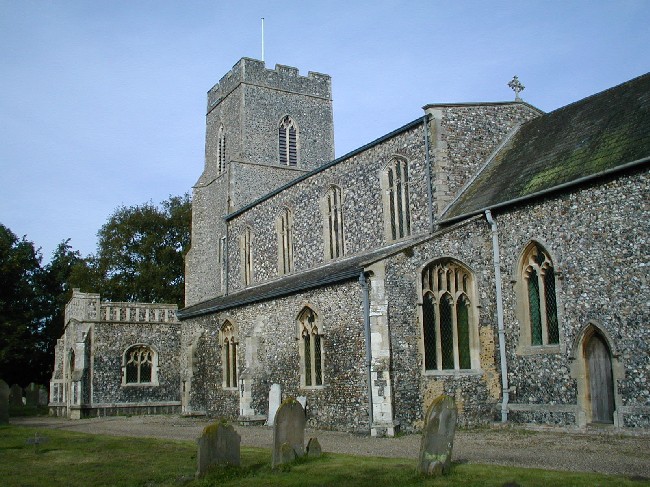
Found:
[185,58,334,306]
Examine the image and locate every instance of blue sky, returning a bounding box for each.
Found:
[1,0,648,261]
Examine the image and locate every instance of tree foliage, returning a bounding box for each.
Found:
[72,194,191,307]
[0,194,191,387]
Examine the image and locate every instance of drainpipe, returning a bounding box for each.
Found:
[485,209,509,422]
[359,272,374,431]
[422,115,434,233]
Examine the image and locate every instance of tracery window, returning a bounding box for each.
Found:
[382,157,411,241]
[217,124,226,174]
[521,242,559,346]
[240,226,253,285]
[298,307,324,387]
[277,208,294,275]
[279,116,298,166]
[421,260,477,371]
[324,185,344,260]
[123,345,157,385]
[221,321,238,389]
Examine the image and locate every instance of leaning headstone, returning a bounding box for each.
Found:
[0,380,9,423]
[196,419,241,478]
[272,397,306,467]
[9,384,23,408]
[267,383,281,426]
[25,383,39,406]
[418,394,458,476]
[306,437,322,458]
[297,395,307,411]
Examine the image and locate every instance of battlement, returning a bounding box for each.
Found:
[207,57,331,111]
[65,289,178,325]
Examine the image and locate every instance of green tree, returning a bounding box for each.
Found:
[0,224,43,386]
[81,194,191,307]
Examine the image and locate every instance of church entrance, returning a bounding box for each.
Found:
[585,333,615,424]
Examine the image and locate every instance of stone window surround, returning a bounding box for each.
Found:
[121,344,160,387]
[240,226,254,286]
[380,156,412,242]
[217,124,226,174]
[296,304,326,389]
[417,257,482,374]
[220,319,239,390]
[276,207,294,275]
[278,115,299,166]
[320,184,346,261]
[514,240,565,356]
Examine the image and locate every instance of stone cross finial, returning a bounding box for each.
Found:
[508,75,525,101]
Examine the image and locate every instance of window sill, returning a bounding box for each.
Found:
[121,382,159,387]
[517,344,562,356]
[223,386,238,391]
[422,369,483,377]
[300,385,327,390]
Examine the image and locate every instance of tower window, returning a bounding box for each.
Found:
[217,124,226,174]
[279,116,298,166]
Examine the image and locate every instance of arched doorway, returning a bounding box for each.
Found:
[584,333,615,424]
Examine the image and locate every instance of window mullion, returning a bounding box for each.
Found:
[434,299,442,371]
[537,268,549,345]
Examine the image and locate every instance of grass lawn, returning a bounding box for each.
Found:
[1,425,647,487]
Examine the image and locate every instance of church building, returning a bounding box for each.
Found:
[52,58,650,435]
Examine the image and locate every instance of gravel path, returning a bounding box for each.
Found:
[11,415,650,478]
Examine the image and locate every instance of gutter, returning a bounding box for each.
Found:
[485,209,509,422]
[359,272,374,431]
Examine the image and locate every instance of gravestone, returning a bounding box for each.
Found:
[25,383,39,406]
[9,384,23,408]
[418,395,458,476]
[196,419,241,478]
[38,386,48,406]
[0,380,9,424]
[272,397,306,468]
[306,437,322,458]
[267,383,281,426]
[297,395,307,411]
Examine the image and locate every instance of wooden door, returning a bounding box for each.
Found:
[586,334,614,424]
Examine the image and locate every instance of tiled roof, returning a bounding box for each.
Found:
[442,73,650,221]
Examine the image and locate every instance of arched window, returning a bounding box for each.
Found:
[217,124,226,174]
[221,321,238,389]
[421,259,477,371]
[521,242,559,347]
[279,116,298,166]
[277,208,294,275]
[122,345,158,385]
[298,307,324,387]
[382,157,411,241]
[324,185,344,260]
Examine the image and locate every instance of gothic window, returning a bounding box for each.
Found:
[221,321,238,389]
[279,116,298,166]
[219,235,226,292]
[122,345,158,385]
[217,124,226,174]
[421,259,477,372]
[298,307,324,387]
[382,157,411,241]
[277,208,294,275]
[323,185,345,260]
[240,227,253,286]
[521,242,559,347]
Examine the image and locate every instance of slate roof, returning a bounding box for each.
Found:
[442,72,650,222]
[177,237,419,319]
